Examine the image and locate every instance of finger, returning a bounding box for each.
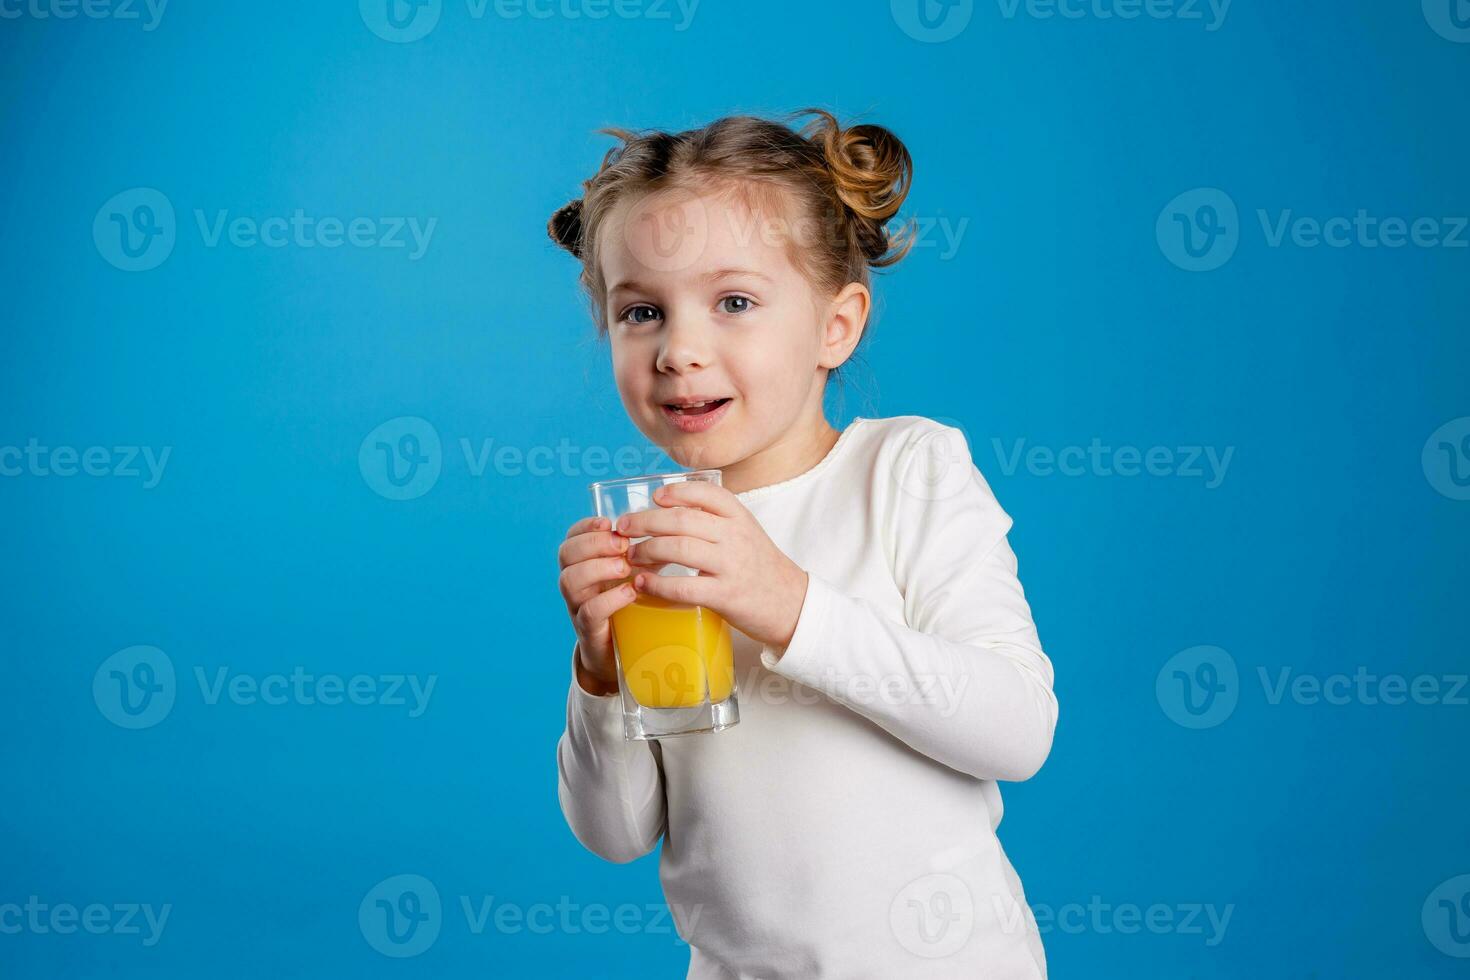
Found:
[560,555,633,607]
[558,528,629,569]
[627,535,723,574]
[634,570,717,607]
[615,503,722,541]
[648,479,742,518]
[578,578,639,629]
[566,516,609,540]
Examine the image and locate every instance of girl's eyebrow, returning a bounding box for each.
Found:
[608,269,771,296]
[704,268,772,283]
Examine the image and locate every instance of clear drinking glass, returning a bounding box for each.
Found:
[588,470,740,740]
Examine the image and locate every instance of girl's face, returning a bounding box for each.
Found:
[598,185,848,472]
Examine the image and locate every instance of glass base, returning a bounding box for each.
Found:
[622,692,740,741]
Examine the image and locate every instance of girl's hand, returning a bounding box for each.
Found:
[558,516,638,696]
[616,481,809,649]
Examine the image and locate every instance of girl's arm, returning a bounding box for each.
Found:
[555,643,668,863]
[761,426,1059,783]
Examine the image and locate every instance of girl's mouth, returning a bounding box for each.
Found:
[660,398,732,433]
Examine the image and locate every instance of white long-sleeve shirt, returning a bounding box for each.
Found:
[556,415,1058,979]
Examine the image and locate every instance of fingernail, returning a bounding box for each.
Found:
[634,574,645,590]
[617,537,628,552]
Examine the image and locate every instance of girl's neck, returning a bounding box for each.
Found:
[717,413,842,496]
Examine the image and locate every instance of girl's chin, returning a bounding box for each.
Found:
[657,430,732,470]
[665,443,728,471]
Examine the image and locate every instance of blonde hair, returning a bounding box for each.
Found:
[548,108,915,330]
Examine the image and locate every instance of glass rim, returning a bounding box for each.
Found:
[587,468,722,492]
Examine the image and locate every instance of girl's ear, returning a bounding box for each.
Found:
[818,282,871,371]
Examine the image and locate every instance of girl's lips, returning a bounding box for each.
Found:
[660,398,732,433]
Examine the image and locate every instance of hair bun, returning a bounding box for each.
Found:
[547,198,585,257]
[797,109,914,266]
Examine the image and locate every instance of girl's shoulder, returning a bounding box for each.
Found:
[850,414,1003,512]
[848,414,979,465]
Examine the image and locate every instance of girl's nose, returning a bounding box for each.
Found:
[655,316,713,374]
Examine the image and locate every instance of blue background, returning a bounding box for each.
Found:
[2,0,1468,976]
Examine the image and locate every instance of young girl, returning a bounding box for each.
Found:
[550,109,1058,979]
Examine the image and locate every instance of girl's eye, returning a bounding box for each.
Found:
[621,304,662,325]
[718,295,755,315]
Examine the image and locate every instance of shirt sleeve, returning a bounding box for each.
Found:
[555,642,668,863]
[758,422,1059,783]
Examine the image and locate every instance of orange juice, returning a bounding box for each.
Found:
[610,590,735,709]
